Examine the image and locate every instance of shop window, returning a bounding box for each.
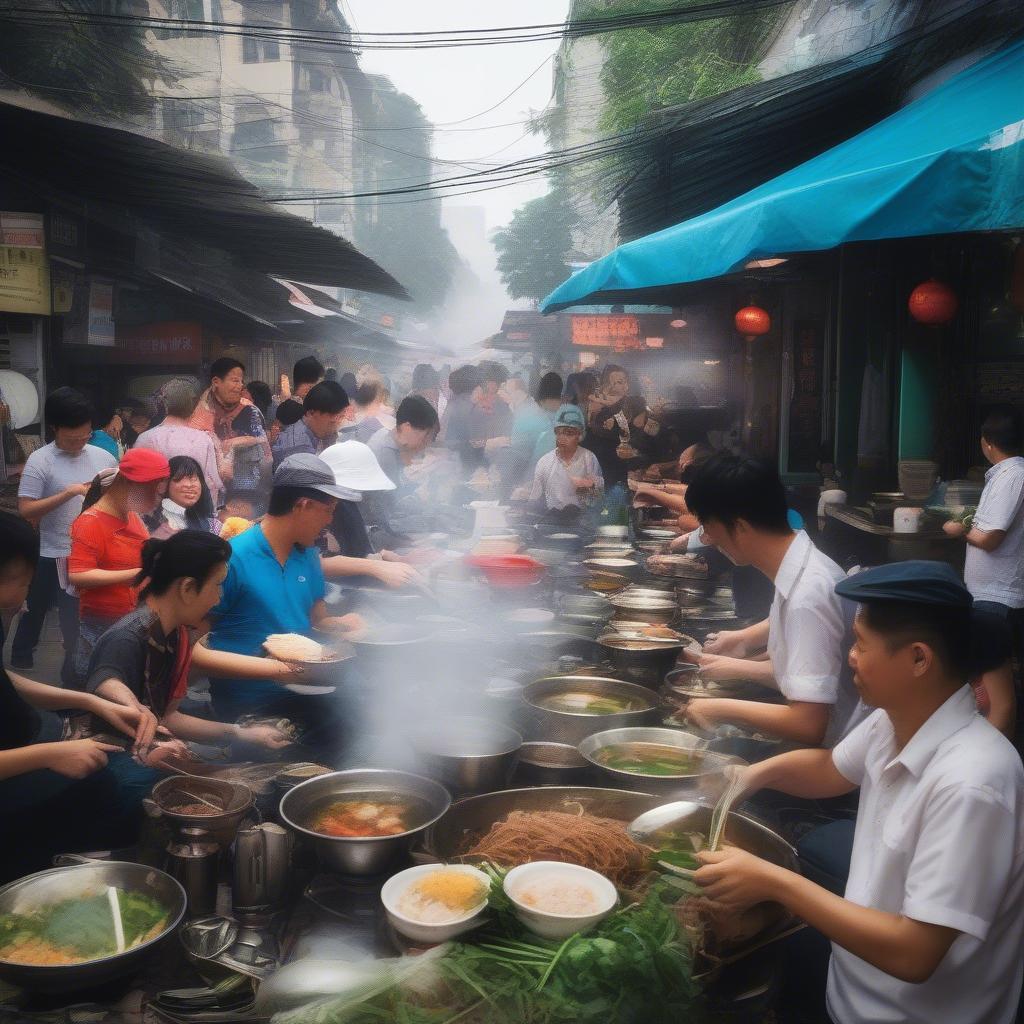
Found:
[154,0,211,36]
[242,37,281,63]
[298,66,338,95]
[232,104,279,158]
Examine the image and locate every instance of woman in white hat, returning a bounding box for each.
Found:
[318,440,425,589]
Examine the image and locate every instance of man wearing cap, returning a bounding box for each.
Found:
[519,404,602,512]
[200,454,365,753]
[694,561,1024,1024]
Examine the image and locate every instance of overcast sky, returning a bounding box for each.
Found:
[343,0,571,235]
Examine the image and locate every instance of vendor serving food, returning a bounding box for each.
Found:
[679,454,863,747]
[198,454,365,760]
[695,562,1024,1024]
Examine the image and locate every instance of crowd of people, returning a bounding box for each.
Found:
[1,351,1024,1022]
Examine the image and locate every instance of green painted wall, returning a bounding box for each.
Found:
[898,341,938,459]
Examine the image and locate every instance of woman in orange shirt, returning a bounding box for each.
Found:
[69,448,170,686]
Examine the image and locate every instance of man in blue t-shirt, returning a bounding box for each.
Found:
[199,454,364,759]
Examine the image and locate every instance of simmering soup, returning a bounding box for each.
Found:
[537,692,650,716]
[594,742,703,777]
[307,795,429,838]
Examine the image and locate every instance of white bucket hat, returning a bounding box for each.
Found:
[319,440,396,501]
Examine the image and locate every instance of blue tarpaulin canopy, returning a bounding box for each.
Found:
[542,37,1024,312]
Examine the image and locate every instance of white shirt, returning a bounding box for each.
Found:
[964,456,1024,608]
[18,442,116,558]
[529,446,603,510]
[767,531,864,747]
[828,688,1024,1024]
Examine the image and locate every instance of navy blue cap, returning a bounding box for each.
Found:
[835,560,972,609]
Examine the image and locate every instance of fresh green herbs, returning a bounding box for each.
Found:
[272,872,702,1024]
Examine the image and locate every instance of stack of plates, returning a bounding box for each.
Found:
[645,554,710,580]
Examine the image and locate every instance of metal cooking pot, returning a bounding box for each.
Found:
[579,727,743,801]
[521,676,660,745]
[513,742,593,786]
[597,633,689,687]
[423,786,668,861]
[608,592,679,624]
[0,861,186,992]
[279,769,451,875]
[410,717,523,795]
[149,777,255,846]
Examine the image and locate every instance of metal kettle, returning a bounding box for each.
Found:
[232,822,290,914]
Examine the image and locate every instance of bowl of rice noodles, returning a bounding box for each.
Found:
[0,861,185,992]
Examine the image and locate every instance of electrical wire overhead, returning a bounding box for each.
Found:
[1,1,797,50]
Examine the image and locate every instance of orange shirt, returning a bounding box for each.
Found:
[69,507,148,619]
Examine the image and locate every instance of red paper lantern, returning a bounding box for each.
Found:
[908,279,958,325]
[734,305,771,339]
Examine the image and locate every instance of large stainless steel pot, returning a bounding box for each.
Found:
[597,633,688,686]
[514,743,593,786]
[579,726,743,801]
[423,786,667,861]
[279,770,451,875]
[0,861,186,992]
[410,717,523,795]
[521,676,660,745]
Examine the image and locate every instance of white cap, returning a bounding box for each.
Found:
[319,440,396,500]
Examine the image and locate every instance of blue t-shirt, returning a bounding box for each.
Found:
[89,430,120,459]
[207,523,325,690]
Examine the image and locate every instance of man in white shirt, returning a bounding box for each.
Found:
[944,403,1024,738]
[681,453,862,747]
[12,388,116,684]
[695,562,1024,1024]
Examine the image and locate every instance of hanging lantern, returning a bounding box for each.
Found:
[908,279,958,325]
[734,305,771,339]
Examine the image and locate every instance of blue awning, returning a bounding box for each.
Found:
[542,38,1024,312]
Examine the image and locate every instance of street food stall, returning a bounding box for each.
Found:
[0,506,799,1024]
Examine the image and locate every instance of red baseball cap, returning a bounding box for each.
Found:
[118,448,170,483]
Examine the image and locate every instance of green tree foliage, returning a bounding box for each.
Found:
[575,0,788,134]
[0,0,161,117]
[493,180,578,303]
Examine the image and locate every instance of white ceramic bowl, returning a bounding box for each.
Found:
[503,861,618,939]
[380,864,490,944]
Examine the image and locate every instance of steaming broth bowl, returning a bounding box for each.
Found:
[521,676,660,745]
[279,770,451,875]
[579,727,743,801]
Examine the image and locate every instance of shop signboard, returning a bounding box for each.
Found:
[86,279,115,346]
[570,314,640,350]
[0,212,50,315]
[114,321,201,364]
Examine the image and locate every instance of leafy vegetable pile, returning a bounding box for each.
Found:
[273,869,703,1024]
[0,890,168,963]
